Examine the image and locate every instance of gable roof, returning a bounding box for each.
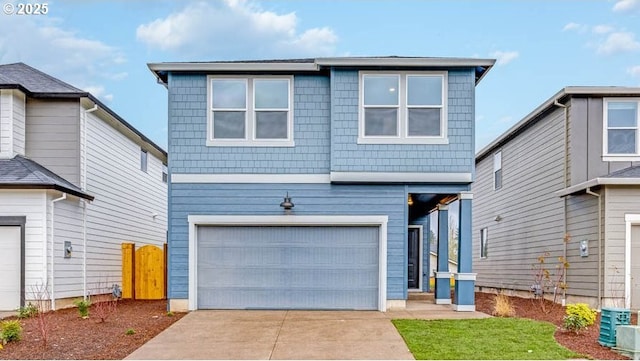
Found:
[0,155,93,200]
[476,86,640,162]
[148,56,495,86]
[0,63,166,160]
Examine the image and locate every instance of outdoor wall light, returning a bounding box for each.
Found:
[494,215,502,222]
[407,194,414,206]
[280,192,294,211]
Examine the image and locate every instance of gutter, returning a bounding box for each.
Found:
[554,98,569,305]
[50,193,67,310]
[585,187,603,310]
[82,104,98,300]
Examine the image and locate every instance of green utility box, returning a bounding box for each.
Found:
[599,307,631,347]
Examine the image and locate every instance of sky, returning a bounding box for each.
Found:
[1,0,639,151]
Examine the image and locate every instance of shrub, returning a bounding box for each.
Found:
[563,303,597,333]
[493,293,516,317]
[166,311,174,317]
[0,320,23,344]
[125,328,136,335]
[73,299,91,318]
[17,303,38,319]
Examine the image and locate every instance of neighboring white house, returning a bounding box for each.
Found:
[0,63,167,311]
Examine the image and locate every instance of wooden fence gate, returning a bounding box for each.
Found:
[121,243,167,300]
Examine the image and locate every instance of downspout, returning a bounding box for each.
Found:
[554,99,569,305]
[50,193,67,310]
[83,104,98,299]
[586,187,602,310]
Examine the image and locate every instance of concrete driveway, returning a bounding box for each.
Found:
[125,310,415,360]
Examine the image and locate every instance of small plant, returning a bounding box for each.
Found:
[166,311,174,317]
[493,292,516,317]
[563,303,597,334]
[530,237,571,313]
[73,299,91,318]
[17,303,38,319]
[90,294,118,323]
[0,320,23,344]
[125,328,136,335]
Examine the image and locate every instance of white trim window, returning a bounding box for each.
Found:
[603,98,640,161]
[207,76,294,147]
[358,71,448,144]
[480,228,488,258]
[493,150,502,190]
[140,149,148,173]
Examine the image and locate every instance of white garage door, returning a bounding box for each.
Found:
[197,226,379,310]
[0,226,21,311]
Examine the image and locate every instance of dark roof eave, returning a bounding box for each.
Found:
[0,184,94,201]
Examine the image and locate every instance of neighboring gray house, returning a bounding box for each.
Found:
[0,63,167,311]
[473,86,640,310]
[149,56,495,312]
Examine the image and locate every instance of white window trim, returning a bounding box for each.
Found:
[206,75,294,147]
[493,150,502,191]
[358,71,448,145]
[603,97,640,161]
[140,149,148,173]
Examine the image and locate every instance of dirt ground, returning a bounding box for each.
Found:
[475,292,633,360]
[0,299,184,360]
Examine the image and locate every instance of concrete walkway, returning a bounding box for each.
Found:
[126,302,489,360]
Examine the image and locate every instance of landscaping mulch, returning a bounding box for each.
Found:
[475,291,634,360]
[0,299,184,360]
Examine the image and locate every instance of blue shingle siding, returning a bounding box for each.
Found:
[168,183,409,300]
[168,73,331,174]
[330,69,475,173]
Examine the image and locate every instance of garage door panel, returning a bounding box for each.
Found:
[0,226,21,311]
[197,226,379,310]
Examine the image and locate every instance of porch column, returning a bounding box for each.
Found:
[453,192,477,311]
[435,204,451,304]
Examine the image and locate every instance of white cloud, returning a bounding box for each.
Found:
[592,25,614,34]
[597,31,640,55]
[563,22,588,33]
[498,116,513,124]
[629,65,640,77]
[0,14,125,99]
[489,51,519,66]
[136,0,338,59]
[82,85,114,102]
[613,0,640,12]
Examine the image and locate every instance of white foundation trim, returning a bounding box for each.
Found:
[386,300,407,310]
[452,304,476,312]
[188,214,388,312]
[435,271,451,278]
[435,298,452,305]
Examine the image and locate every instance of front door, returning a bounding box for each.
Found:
[408,227,420,290]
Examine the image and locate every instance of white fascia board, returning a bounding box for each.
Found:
[330,172,472,183]
[172,173,330,184]
[148,62,319,73]
[316,57,496,68]
[188,214,388,226]
[556,177,640,197]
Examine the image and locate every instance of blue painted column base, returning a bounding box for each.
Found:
[435,272,451,304]
[453,273,477,311]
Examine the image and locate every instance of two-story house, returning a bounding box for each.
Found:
[473,86,640,310]
[149,56,494,312]
[0,63,167,311]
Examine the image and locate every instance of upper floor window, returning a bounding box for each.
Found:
[162,164,168,183]
[358,71,448,144]
[604,98,640,160]
[493,150,502,190]
[480,228,488,258]
[140,149,148,173]
[207,76,294,147]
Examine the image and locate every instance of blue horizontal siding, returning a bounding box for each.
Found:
[168,183,415,300]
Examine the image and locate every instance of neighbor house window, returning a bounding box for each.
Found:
[604,98,640,160]
[208,76,293,146]
[493,150,502,190]
[140,149,148,173]
[359,71,447,144]
[162,164,168,183]
[480,228,488,258]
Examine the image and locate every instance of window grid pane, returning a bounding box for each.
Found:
[255,111,288,139]
[364,76,399,106]
[407,76,442,106]
[364,108,398,136]
[212,80,246,109]
[213,111,246,139]
[255,79,289,109]
[608,129,636,154]
[407,108,441,136]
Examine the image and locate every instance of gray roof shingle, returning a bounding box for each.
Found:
[0,63,86,95]
[0,155,93,200]
[605,165,640,178]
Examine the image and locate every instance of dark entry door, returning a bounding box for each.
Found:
[407,227,420,289]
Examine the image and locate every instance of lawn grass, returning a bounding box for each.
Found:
[392,318,583,360]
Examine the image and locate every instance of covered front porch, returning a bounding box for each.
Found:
[406,190,476,311]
